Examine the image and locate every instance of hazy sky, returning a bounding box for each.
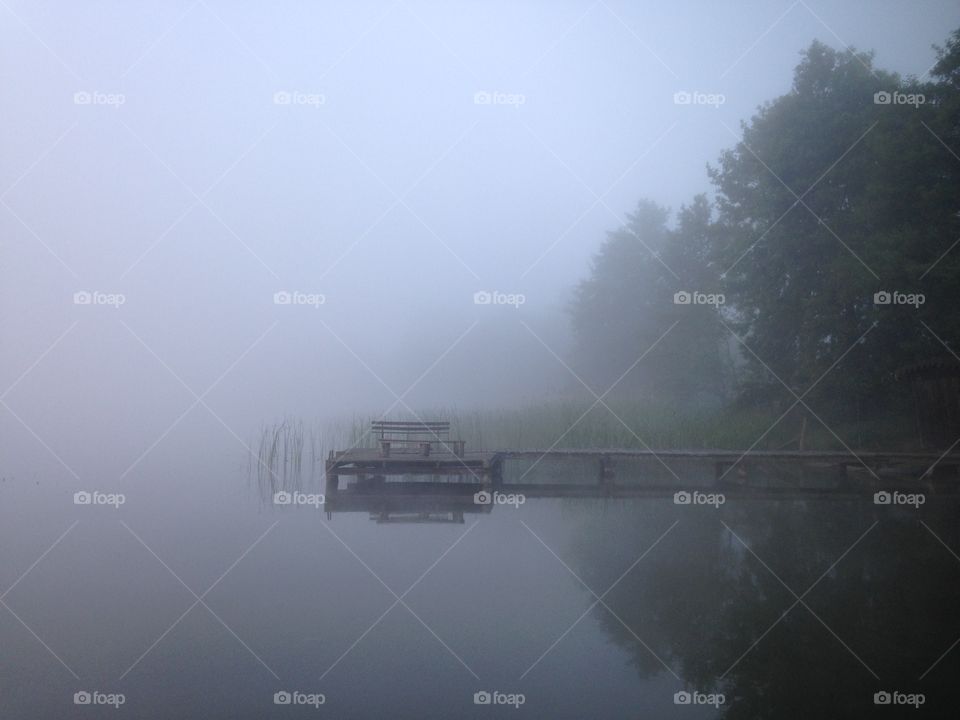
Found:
[3,0,959,479]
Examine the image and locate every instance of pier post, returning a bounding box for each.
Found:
[834,462,850,489]
[491,454,504,488]
[325,450,340,497]
[598,456,615,489]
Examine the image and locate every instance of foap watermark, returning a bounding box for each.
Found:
[274,290,325,308]
[474,490,525,508]
[473,290,525,308]
[273,90,325,108]
[874,490,925,508]
[274,491,325,509]
[74,691,125,708]
[473,90,525,107]
[273,690,325,708]
[673,90,725,108]
[74,290,125,308]
[873,90,925,108]
[74,90,125,107]
[473,690,525,708]
[873,290,924,308]
[74,491,125,509]
[874,690,925,709]
[674,690,725,708]
[674,290,724,306]
[674,490,725,508]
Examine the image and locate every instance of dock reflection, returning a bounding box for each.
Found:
[320,472,954,521]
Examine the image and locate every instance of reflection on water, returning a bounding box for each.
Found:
[2,460,958,718]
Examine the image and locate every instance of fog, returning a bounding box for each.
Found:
[4,3,960,718]
[3,0,955,479]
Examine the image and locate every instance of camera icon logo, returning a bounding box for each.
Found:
[474,691,492,704]
[74,691,92,705]
[273,290,292,305]
[873,491,891,505]
[473,91,492,105]
[874,691,891,705]
[873,291,891,305]
[873,91,891,105]
[274,491,292,505]
[473,290,492,305]
[74,491,92,505]
[73,91,92,105]
[673,291,691,305]
[274,691,292,705]
[273,91,291,105]
[673,91,692,105]
[474,491,492,505]
[673,491,691,505]
[674,691,692,704]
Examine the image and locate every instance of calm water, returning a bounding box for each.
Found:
[2,450,959,719]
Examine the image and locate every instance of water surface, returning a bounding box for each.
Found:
[2,449,958,718]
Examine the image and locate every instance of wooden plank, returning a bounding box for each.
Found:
[371,422,450,430]
[498,448,960,463]
[326,445,960,489]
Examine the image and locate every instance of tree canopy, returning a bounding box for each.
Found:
[569,28,960,435]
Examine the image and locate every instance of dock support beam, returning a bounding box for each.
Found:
[598,456,615,485]
[325,451,340,497]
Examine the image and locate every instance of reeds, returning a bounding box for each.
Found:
[251,400,855,496]
[251,416,373,501]
[328,403,809,451]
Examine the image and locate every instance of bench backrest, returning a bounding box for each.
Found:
[371,420,450,441]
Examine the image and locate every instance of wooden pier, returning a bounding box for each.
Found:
[325,447,500,493]
[322,441,960,521]
[500,448,960,484]
[323,421,960,518]
[326,446,960,492]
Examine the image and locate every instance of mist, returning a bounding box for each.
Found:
[4,2,960,718]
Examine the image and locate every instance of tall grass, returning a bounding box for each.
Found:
[250,415,378,497]
[252,399,900,488]
[337,402,821,451]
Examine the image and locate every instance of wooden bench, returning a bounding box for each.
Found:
[371,420,465,458]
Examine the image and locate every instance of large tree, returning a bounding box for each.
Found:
[710,37,960,416]
[570,29,960,432]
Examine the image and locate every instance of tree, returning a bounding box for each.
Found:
[570,28,960,438]
[569,199,728,408]
[709,38,960,420]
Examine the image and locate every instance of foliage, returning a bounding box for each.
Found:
[569,29,960,436]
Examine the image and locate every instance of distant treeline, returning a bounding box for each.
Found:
[569,29,960,437]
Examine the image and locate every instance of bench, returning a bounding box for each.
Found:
[371,420,465,458]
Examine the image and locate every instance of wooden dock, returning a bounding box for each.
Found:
[324,448,500,492]
[322,445,960,520]
[326,448,498,473]
[326,446,959,492]
[320,421,959,520]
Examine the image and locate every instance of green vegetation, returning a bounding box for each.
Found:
[569,30,960,444]
[253,401,917,480]
[441,403,915,451]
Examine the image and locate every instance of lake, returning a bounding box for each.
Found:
[2,445,958,718]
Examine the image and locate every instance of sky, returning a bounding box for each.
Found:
[2,0,959,479]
